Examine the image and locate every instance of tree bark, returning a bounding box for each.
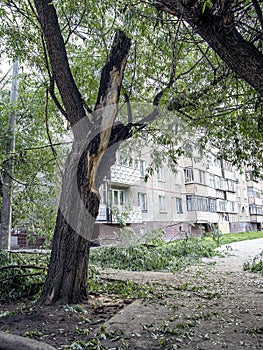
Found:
[34,0,131,304]
[157,0,263,98]
[39,138,122,304]
[34,0,86,127]
[26,0,263,305]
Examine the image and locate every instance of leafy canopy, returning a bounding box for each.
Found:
[0,0,262,214]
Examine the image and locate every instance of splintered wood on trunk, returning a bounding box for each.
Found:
[35,2,132,304]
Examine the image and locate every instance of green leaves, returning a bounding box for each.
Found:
[244,250,263,274]
[199,0,213,14]
[0,67,63,242]
[0,0,263,238]
[90,235,216,272]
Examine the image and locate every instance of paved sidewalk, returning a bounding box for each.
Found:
[98,238,263,350]
[202,237,263,272]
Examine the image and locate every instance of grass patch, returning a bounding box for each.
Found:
[219,231,263,245]
[1,230,262,301]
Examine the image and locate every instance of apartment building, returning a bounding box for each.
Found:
[10,146,263,248]
[94,150,263,244]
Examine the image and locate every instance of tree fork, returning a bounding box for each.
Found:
[35,0,131,304]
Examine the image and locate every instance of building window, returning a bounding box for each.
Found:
[249,205,263,215]
[176,198,183,213]
[186,195,194,211]
[134,159,146,177]
[209,174,216,189]
[219,177,227,190]
[214,157,221,167]
[227,179,236,192]
[199,170,206,184]
[139,160,145,177]
[255,189,261,199]
[209,198,217,212]
[117,154,132,167]
[246,172,252,181]
[109,189,126,206]
[99,182,107,204]
[186,195,207,211]
[240,205,246,214]
[186,195,217,212]
[218,200,227,212]
[222,160,232,171]
[159,195,167,213]
[138,192,147,211]
[247,187,254,198]
[157,167,165,182]
[199,196,209,211]
[229,201,236,212]
[223,213,229,221]
[184,168,194,183]
[249,204,257,215]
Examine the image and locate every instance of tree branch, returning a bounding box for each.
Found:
[34,0,89,127]
[94,30,132,111]
[0,265,47,271]
[156,0,263,98]
[124,92,133,124]
[0,272,44,284]
[252,0,263,34]
[80,30,132,193]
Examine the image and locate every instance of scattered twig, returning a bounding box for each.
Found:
[0,264,47,272]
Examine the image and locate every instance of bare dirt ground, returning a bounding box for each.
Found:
[0,239,263,349]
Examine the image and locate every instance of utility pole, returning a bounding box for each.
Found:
[0,60,19,250]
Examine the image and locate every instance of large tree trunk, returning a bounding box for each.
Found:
[39,133,126,304]
[37,213,91,304]
[39,209,92,304]
[39,139,99,304]
[34,0,131,304]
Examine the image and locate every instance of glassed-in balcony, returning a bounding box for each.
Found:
[249,205,263,223]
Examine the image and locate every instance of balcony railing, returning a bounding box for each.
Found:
[110,164,141,185]
[96,204,143,223]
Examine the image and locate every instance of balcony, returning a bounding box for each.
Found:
[186,211,220,223]
[96,204,112,222]
[250,215,263,223]
[96,204,143,224]
[248,196,263,206]
[249,204,263,215]
[216,199,237,213]
[110,164,141,186]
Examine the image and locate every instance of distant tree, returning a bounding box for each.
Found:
[0,0,262,304]
[0,68,61,245]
